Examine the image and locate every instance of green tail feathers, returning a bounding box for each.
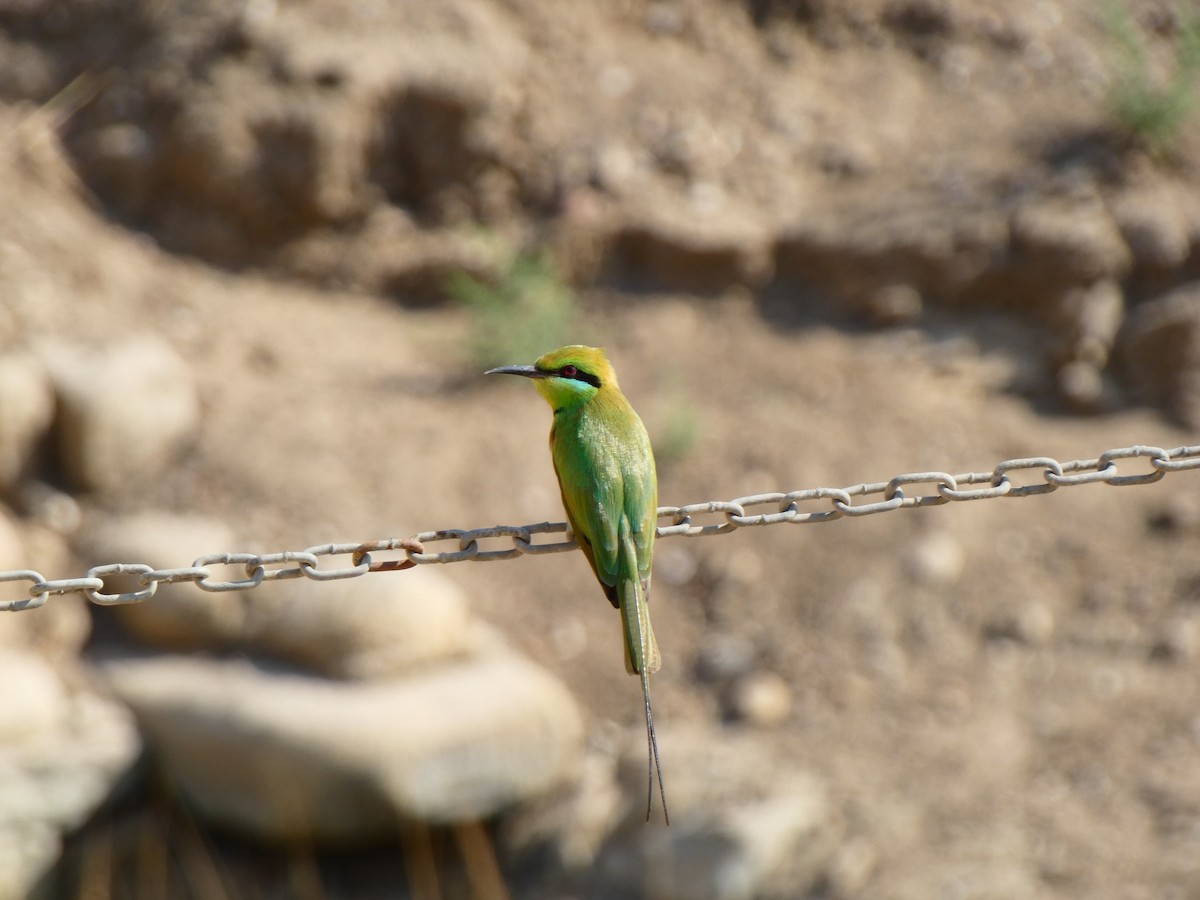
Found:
[618,523,668,824]
[620,576,660,675]
[618,529,660,676]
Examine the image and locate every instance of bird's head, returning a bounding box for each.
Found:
[486,345,617,411]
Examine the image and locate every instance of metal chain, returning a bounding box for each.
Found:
[2,442,1197,612]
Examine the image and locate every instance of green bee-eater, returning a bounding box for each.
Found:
[487,345,668,824]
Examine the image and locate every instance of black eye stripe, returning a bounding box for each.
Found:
[534,364,601,387]
[567,368,601,387]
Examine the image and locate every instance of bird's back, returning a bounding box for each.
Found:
[550,388,657,594]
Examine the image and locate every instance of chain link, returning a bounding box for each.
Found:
[2,443,1196,611]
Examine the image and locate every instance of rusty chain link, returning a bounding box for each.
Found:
[2,442,1197,611]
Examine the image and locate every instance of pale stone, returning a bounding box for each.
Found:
[77,511,243,650]
[607,727,837,900]
[1056,278,1124,368]
[248,565,480,678]
[0,650,68,742]
[0,352,54,492]
[0,504,22,572]
[1111,183,1194,270]
[1118,282,1200,427]
[0,822,59,900]
[0,653,141,899]
[1010,195,1131,284]
[42,336,199,493]
[727,671,792,727]
[103,651,584,840]
[905,529,966,585]
[0,526,90,659]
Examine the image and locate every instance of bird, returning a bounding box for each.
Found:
[487,345,668,824]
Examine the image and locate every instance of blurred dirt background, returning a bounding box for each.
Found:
[3,0,1200,898]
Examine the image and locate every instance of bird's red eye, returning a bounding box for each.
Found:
[562,365,578,377]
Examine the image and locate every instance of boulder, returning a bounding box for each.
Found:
[507,727,837,899]
[1109,181,1197,273]
[77,510,495,674]
[102,650,584,841]
[0,650,141,899]
[597,727,839,900]
[0,517,89,658]
[248,566,481,678]
[42,336,200,494]
[1117,283,1200,427]
[607,199,773,294]
[76,511,243,650]
[0,352,54,492]
[0,503,22,573]
[1009,194,1131,288]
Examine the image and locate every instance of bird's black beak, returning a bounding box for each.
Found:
[485,365,546,378]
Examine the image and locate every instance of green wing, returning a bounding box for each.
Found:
[551,395,657,600]
[620,423,657,584]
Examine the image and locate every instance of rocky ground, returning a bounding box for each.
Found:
[3,0,1200,898]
